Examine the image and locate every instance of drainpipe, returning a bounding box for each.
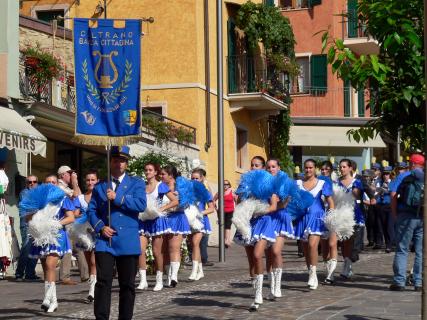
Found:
[204,0,211,151]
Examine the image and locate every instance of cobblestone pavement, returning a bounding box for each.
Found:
[0,241,421,320]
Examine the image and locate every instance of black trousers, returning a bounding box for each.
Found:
[94,252,138,320]
[376,204,393,249]
[365,204,376,244]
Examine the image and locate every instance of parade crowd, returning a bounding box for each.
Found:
[0,147,424,319]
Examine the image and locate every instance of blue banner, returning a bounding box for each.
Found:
[73,18,141,144]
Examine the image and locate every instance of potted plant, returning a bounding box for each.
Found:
[22,43,63,89]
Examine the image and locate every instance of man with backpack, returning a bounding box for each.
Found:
[389,153,425,291]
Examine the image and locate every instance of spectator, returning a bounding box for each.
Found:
[389,154,425,291]
[57,166,88,285]
[15,175,40,281]
[214,180,237,248]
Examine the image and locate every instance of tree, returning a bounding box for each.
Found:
[322,0,425,150]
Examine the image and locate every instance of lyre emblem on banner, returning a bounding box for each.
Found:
[93,51,119,89]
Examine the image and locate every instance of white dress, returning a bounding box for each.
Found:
[0,169,14,265]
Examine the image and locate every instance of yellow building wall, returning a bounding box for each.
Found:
[20,0,268,185]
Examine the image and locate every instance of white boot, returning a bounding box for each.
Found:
[194,261,204,281]
[325,259,337,284]
[137,269,148,290]
[41,281,50,311]
[47,282,58,313]
[341,257,353,279]
[308,265,318,290]
[249,274,264,311]
[267,271,276,300]
[166,264,171,287]
[188,261,199,280]
[307,266,313,287]
[88,274,96,302]
[170,261,180,287]
[273,268,282,298]
[347,258,353,278]
[153,271,164,291]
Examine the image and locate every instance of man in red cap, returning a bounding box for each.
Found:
[389,153,425,291]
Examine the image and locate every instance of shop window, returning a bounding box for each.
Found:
[236,127,248,170]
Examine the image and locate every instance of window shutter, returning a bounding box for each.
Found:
[347,0,358,38]
[227,19,237,94]
[308,0,322,7]
[357,88,365,117]
[344,80,351,117]
[310,54,327,94]
[265,0,275,7]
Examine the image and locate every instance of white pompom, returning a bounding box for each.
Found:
[68,221,95,251]
[185,205,204,231]
[28,203,62,247]
[323,185,356,240]
[139,197,164,221]
[232,199,270,242]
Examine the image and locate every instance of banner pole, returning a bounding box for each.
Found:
[107,144,111,246]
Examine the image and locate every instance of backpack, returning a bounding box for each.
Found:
[397,171,424,213]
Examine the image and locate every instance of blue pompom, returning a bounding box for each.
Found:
[236,170,274,201]
[176,176,196,208]
[286,189,314,220]
[191,180,211,203]
[19,184,66,217]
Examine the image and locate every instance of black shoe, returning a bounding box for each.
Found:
[373,244,385,250]
[24,275,41,282]
[15,277,24,282]
[415,286,422,292]
[389,284,405,291]
[170,280,177,288]
[249,303,260,312]
[366,242,374,247]
[385,248,391,253]
[203,261,214,267]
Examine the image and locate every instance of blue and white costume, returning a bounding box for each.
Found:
[142,182,172,236]
[233,170,276,245]
[294,179,332,240]
[337,178,365,226]
[197,198,212,234]
[167,177,191,235]
[29,197,74,258]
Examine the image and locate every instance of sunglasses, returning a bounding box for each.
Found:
[27,180,37,184]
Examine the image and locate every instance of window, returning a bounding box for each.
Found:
[36,10,65,27]
[279,0,321,9]
[310,54,327,94]
[236,127,248,170]
[290,57,310,94]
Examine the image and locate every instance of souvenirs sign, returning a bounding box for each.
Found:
[73,18,141,145]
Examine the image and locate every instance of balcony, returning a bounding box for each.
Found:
[342,11,379,55]
[227,54,287,120]
[289,87,371,118]
[19,55,76,113]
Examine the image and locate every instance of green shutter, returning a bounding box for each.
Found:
[246,38,256,92]
[265,0,275,7]
[308,0,322,7]
[310,54,327,94]
[344,80,351,117]
[357,88,365,117]
[347,0,358,38]
[227,19,237,94]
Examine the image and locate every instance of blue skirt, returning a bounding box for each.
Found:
[294,209,326,240]
[250,214,276,244]
[29,229,71,258]
[144,216,171,236]
[138,219,149,236]
[167,211,191,235]
[271,208,295,239]
[200,215,211,234]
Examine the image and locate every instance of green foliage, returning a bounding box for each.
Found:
[236,1,298,78]
[128,151,184,178]
[236,1,297,170]
[321,0,425,150]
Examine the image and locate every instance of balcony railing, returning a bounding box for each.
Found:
[227,54,288,99]
[19,55,76,113]
[141,108,197,145]
[342,10,369,39]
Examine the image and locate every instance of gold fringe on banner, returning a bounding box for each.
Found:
[71,134,142,146]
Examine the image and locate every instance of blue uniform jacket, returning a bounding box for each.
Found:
[88,174,147,256]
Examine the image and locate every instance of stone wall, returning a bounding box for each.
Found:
[19,25,74,72]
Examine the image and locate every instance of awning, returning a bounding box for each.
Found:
[288,125,386,148]
[0,107,47,157]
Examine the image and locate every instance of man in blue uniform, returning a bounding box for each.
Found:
[88,146,147,320]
